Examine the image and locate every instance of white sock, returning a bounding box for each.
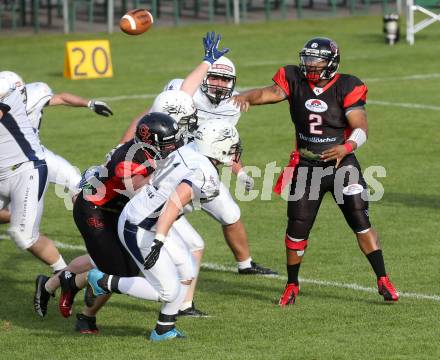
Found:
[179,300,193,311]
[237,257,252,270]
[50,256,67,272]
[117,277,160,301]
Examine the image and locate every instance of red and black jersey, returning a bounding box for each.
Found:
[273,65,367,157]
[84,139,154,211]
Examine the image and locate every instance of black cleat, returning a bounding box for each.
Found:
[238,261,278,275]
[34,275,53,318]
[177,302,209,318]
[75,313,99,334]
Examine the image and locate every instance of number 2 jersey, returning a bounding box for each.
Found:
[272,65,367,157]
[122,142,220,230]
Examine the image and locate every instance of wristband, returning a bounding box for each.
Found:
[348,128,367,149]
[343,142,354,153]
[155,233,166,242]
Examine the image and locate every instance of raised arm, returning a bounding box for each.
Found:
[231,83,287,112]
[180,31,229,97]
[49,93,113,117]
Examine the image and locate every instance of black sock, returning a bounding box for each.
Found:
[155,313,176,335]
[287,263,301,284]
[97,274,120,293]
[59,271,79,293]
[366,250,386,278]
[68,273,79,293]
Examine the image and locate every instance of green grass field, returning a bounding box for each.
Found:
[1,15,440,360]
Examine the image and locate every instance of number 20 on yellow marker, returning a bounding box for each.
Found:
[64,40,113,80]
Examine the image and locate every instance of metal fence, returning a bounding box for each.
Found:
[0,0,399,33]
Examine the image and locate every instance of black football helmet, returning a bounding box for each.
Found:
[134,112,182,159]
[299,37,340,82]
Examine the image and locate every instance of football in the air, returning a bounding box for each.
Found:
[119,9,153,35]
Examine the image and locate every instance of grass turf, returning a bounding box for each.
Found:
[0,15,439,360]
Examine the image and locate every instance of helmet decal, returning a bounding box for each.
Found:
[138,124,152,144]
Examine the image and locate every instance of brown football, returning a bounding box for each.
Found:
[119,9,153,35]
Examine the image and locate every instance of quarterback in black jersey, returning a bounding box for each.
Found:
[232,37,399,305]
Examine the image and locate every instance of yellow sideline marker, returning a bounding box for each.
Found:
[64,40,113,80]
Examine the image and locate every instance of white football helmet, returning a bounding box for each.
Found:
[194,119,242,165]
[201,56,236,104]
[0,71,26,104]
[150,89,198,141]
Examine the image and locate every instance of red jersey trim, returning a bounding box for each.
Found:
[343,84,368,109]
[115,161,149,178]
[272,67,291,97]
[307,74,340,94]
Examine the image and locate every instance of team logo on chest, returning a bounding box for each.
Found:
[305,99,328,113]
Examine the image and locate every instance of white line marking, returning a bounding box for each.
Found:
[99,75,440,111]
[1,239,439,302]
[368,100,440,111]
[101,91,440,112]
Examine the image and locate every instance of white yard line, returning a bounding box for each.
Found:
[100,72,440,111]
[0,234,438,302]
[102,91,440,112]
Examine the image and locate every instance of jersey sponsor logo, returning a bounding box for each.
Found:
[298,132,336,143]
[305,99,328,113]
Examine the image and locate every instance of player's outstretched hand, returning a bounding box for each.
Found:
[143,239,164,270]
[230,94,250,112]
[88,100,113,117]
[237,169,255,191]
[203,31,229,65]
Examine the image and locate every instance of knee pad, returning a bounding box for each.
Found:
[342,185,371,233]
[184,233,205,252]
[176,261,196,283]
[284,234,308,256]
[8,227,38,250]
[158,281,180,303]
[286,218,313,240]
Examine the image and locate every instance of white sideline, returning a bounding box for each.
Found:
[0,234,438,302]
[100,72,440,111]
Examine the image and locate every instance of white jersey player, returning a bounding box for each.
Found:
[87,119,242,341]
[165,58,277,265]
[25,82,113,195]
[118,52,277,318]
[0,71,67,273]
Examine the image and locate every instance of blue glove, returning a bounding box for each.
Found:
[203,32,229,65]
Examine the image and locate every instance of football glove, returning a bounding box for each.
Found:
[237,169,255,191]
[88,100,113,117]
[203,32,229,65]
[143,239,164,270]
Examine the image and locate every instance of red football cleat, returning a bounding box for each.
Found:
[377,275,399,302]
[59,289,77,318]
[279,283,300,306]
[58,271,79,318]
